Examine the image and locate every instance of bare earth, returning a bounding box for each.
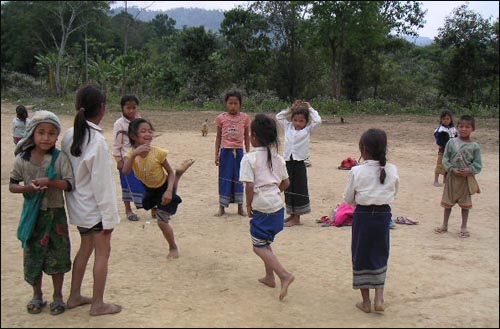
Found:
[1,102,498,328]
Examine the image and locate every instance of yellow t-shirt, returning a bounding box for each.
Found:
[125,146,168,188]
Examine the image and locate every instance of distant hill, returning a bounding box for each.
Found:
[110,6,226,32]
[111,6,434,46]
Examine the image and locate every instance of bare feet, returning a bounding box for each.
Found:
[167,248,179,259]
[374,300,385,312]
[433,182,443,187]
[258,276,276,288]
[284,220,302,227]
[356,301,372,313]
[176,159,195,176]
[214,207,225,217]
[66,295,92,309]
[434,226,448,234]
[284,215,292,223]
[89,303,122,316]
[279,274,295,301]
[238,209,247,217]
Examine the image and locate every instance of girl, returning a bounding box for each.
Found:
[62,84,122,316]
[10,110,74,315]
[433,110,457,186]
[343,128,399,313]
[239,114,294,300]
[276,100,321,227]
[214,90,251,217]
[112,94,147,221]
[122,118,194,259]
[12,105,30,144]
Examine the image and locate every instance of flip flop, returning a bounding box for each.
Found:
[50,300,66,315]
[459,231,470,238]
[396,216,419,225]
[27,298,47,314]
[127,213,139,221]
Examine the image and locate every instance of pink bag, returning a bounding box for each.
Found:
[333,203,355,226]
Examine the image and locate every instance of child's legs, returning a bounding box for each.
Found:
[252,246,288,280]
[68,232,94,298]
[442,208,452,228]
[32,277,43,299]
[360,288,370,303]
[51,273,64,301]
[91,230,112,306]
[157,219,177,250]
[461,208,469,231]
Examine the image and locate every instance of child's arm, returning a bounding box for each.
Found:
[343,170,356,205]
[244,181,254,218]
[31,177,68,191]
[122,144,150,174]
[9,181,38,193]
[244,125,250,153]
[279,178,290,192]
[161,158,175,205]
[307,104,322,132]
[215,126,222,166]
[112,121,124,169]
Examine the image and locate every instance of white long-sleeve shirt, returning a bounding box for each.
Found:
[276,107,321,161]
[343,160,399,206]
[62,121,120,230]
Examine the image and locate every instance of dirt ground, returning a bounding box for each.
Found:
[1,101,498,328]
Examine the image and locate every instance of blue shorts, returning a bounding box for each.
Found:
[250,208,285,248]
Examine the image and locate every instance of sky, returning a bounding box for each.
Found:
[114,1,499,38]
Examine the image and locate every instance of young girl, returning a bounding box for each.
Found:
[215,90,250,217]
[343,128,399,313]
[122,118,194,259]
[433,110,457,186]
[239,114,294,301]
[112,94,147,221]
[12,105,30,144]
[435,115,482,238]
[62,84,122,316]
[10,110,74,315]
[276,100,321,227]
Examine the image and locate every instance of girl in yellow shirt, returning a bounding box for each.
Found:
[123,118,194,259]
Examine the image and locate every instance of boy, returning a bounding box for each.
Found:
[435,115,482,238]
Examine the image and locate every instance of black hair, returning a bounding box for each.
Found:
[128,118,154,147]
[251,114,280,170]
[71,84,106,157]
[120,94,140,109]
[291,104,310,124]
[359,128,388,184]
[16,105,28,121]
[439,109,454,127]
[458,115,475,129]
[224,90,242,105]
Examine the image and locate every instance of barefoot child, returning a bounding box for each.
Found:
[122,118,194,259]
[343,129,399,313]
[239,114,295,300]
[214,90,250,216]
[435,115,482,238]
[276,100,321,226]
[112,94,147,221]
[10,110,74,315]
[62,84,122,316]
[12,105,30,144]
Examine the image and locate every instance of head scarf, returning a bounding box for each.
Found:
[14,110,62,156]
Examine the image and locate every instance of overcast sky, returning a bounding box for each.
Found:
[114,1,499,38]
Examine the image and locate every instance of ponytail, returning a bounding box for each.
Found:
[379,153,387,184]
[71,108,89,157]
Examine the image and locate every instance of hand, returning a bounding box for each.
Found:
[117,159,124,170]
[291,99,302,111]
[247,205,253,218]
[215,156,220,166]
[32,177,49,190]
[161,190,173,205]
[133,143,150,158]
[303,101,312,108]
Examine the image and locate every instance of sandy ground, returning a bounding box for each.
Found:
[1,101,499,328]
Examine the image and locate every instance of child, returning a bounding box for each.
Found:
[276,100,321,227]
[10,110,74,315]
[122,118,194,259]
[214,90,250,216]
[12,105,30,144]
[343,128,399,313]
[433,110,457,186]
[112,94,147,221]
[239,114,294,301]
[435,115,482,238]
[62,84,122,316]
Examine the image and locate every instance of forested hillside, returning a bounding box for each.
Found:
[1,1,498,116]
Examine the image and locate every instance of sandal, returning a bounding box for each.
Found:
[459,231,470,238]
[27,298,47,314]
[127,213,139,221]
[396,216,419,225]
[50,300,66,315]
